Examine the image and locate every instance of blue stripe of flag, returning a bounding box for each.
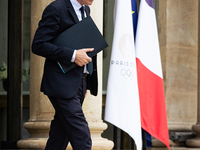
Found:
[131,0,138,39]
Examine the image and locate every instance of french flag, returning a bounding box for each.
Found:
[135,0,170,149]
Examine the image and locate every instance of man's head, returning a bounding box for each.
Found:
[77,0,94,6]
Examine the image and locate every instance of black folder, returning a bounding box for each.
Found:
[51,16,108,73]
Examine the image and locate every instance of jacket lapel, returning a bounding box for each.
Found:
[64,0,79,23]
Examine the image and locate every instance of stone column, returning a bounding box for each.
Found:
[17,0,55,148]
[17,0,113,149]
[82,1,114,149]
[186,0,200,147]
[152,0,198,148]
[164,0,198,132]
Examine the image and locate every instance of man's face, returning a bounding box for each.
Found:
[77,0,94,6]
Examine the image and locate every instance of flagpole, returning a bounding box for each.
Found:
[120,130,124,149]
[142,129,147,150]
[113,126,117,149]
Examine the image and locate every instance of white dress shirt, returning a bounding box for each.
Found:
[70,0,88,73]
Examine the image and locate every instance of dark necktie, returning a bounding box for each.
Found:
[80,6,85,19]
[80,6,93,75]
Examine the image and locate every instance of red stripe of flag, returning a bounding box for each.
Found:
[136,58,170,149]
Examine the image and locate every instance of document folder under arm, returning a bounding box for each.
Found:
[51,16,108,73]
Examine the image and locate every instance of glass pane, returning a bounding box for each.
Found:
[0,0,8,144]
[23,0,31,94]
[0,0,8,94]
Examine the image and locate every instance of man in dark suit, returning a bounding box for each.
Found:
[32,0,97,149]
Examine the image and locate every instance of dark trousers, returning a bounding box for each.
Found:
[45,77,92,150]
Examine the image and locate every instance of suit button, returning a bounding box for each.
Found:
[80,68,83,72]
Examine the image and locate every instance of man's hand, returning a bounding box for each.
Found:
[75,48,94,66]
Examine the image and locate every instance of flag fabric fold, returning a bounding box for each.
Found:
[104,0,142,149]
[131,0,153,147]
[135,0,170,149]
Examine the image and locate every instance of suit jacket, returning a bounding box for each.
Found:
[32,0,98,99]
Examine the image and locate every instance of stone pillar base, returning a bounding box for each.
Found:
[17,121,114,150]
[17,121,50,149]
[89,122,114,150]
[17,138,47,149]
[186,124,200,147]
[67,122,114,150]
